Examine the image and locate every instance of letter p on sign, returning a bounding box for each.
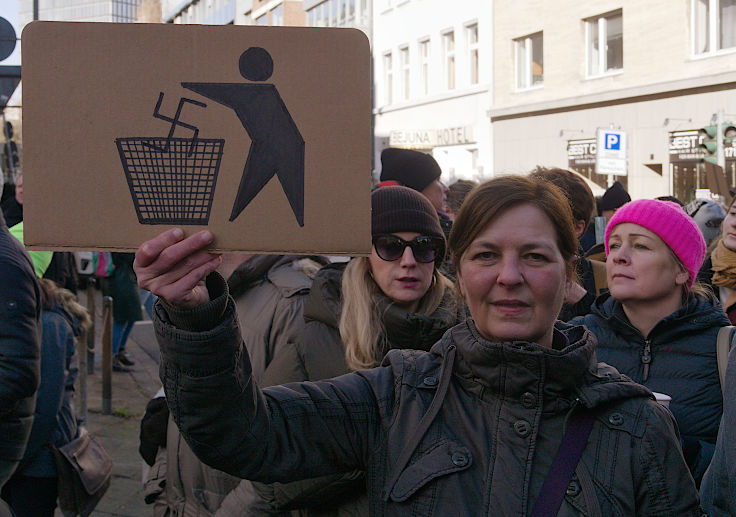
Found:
[605,133,621,150]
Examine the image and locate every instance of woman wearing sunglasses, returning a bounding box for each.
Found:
[136,176,700,516]
[244,186,459,515]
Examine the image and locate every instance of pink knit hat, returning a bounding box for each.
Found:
[604,199,706,288]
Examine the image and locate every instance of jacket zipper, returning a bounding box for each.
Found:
[641,340,651,382]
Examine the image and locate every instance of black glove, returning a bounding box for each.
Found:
[139,396,169,466]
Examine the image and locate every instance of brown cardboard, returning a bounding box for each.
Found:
[21,21,371,255]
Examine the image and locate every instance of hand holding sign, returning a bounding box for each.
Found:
[134,229,221,310]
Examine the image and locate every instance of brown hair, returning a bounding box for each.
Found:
[446,179,477,215]
[449,175,578,267]
[529,167,595,225]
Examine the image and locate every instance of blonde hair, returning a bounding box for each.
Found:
[339,257,451,371]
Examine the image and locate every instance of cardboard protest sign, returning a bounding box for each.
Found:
[21,21,371,255]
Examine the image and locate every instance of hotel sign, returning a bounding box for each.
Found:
[389,126,474,148]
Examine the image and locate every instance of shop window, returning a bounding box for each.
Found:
[693,0,736,54]
[443,30,455,90]
[586,10,623,77]
[514,31,543,89]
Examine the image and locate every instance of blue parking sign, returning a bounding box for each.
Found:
[604,133,621,150]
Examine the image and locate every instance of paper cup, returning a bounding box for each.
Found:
[652,392,671,409]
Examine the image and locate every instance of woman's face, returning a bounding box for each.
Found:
[456,203,571,348]
[606,223,688,304]
[723,201,736,251]
[368,231,435,313]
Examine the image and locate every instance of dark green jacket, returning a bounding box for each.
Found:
[156,273,702,516]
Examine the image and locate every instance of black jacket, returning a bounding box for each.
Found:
[0,211,41,482]
[156,273,702,516]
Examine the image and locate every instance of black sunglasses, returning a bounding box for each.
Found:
[372,234,444,263]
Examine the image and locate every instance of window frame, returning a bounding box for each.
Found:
[514,31,543,90]
[442,30,456,90]
[466,22,479,85]
[399,45,410,100]
[692,0,736,56]
[585,10,623,78]
[419,37,431,95]
[383,51,393,105]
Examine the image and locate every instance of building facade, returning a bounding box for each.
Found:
[164,0,235,24]
[18,0,143,24]
[372,0,492,183]
[491,0,736,202]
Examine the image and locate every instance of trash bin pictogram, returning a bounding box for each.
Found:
[115,136,224,225]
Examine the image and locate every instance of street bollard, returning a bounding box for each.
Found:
[86,277,97,375]
[77,328,88,425]
[102,296,113,415]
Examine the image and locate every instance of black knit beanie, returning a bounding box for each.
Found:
[372,186,445,246]
[599,181,631,211]
[379,148,442,192]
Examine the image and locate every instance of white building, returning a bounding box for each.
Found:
[491,0,736,202]
[18,0,143,24]
[372,0,492,184]
[164,0,235,24]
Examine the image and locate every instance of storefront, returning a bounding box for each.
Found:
[566,137,627,191]
[669,129,736,202]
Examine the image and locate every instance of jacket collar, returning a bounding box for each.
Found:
[446,319,651,410]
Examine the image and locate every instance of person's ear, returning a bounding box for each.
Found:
[675,267,689,287]
[574,220,586,239]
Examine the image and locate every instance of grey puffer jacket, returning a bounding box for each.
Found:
[156,273,702,516]
[254,262,460,516]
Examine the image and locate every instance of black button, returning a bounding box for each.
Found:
[423,376,438,387]
[566,479,581,497]
[451,452,468,467]
[609,412,624,426]
[514,420,531,437]
[521,392,536,408]
[525,360,536,370]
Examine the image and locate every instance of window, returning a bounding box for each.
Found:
[419,39,430,95]
[693,0,736,54]
[256,14,267,25]
[400,46,410,99]
[443,31,455,90]
[514,32,543,89]
[384,52,393,104]
[467,23,479,85]
[271,5,283,26]
[586,10,623,76]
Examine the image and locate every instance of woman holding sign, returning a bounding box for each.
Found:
[137,176,700,515]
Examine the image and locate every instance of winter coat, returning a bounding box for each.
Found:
[110,252,143,324]
[254,262,460,516]
[0,211,41,486]
[14,304,79,478]
[572,292,729,485]
[230,254,329,384]
[156,273,702,516]
[144,255,326,516]
[700,343,736,516]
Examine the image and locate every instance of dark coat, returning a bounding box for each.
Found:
[156,273,702,516]
[15,304,79,478]
[110,252,143,324]
[0,211,41,484]
[700,342,736,515]
[573,293,729,485]
[256,262,460,516]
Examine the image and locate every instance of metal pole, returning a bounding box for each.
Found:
[33,0,39,21]
[77,328,88,425]
[86,277,96,374]
[102,296,113,415]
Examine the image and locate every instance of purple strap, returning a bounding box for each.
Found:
[530,411,596,517]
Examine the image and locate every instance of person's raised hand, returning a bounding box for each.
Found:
[135,229,221,310]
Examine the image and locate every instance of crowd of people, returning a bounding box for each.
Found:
[4,148,736,516]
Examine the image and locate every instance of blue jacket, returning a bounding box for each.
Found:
[16,304,79,478]
[573,292,729,484]
[0,211,41,474]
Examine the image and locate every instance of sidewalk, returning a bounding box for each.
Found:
[68,287,162,517]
